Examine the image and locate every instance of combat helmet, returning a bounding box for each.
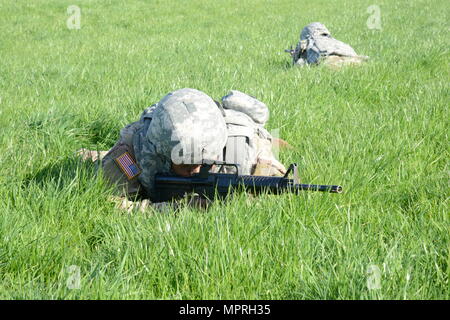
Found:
[147,88,228,165]
[300,22,331,40]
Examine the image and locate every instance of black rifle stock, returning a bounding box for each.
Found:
[153,162,342,203]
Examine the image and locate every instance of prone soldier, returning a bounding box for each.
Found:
[286,22,369,68]
[79,88,288,212]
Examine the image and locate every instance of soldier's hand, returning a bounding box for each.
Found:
[253,158,287,177]
[109,196,178,214]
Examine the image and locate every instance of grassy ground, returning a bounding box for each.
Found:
[0,0,448,299]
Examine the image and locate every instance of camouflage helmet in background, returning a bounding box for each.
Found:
[300,22,332,40]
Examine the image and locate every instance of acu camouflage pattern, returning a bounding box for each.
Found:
[98,88,286,207]
[100,120,144,197]
[290,22,368,67]
[219,91,286,176]
[221,90,269,125]
[133,88,228,199]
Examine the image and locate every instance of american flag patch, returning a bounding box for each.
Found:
[114,152,141,180]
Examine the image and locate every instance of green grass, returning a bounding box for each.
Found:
[0,0,448,299]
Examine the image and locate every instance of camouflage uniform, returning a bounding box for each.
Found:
[290,22,368,68]
[83,88,286,211]
[102,88,227,200]
[220,90,286,177]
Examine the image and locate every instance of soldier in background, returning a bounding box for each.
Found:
[286,22,369,68]
[79,88,288,212]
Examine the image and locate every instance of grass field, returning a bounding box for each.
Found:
[0,0,448,299]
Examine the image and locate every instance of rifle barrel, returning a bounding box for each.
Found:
[238,176,342,194]
[295,184,343,193]
[154,171,343,202]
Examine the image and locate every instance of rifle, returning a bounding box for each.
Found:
[153,161,342,203]
[285,45,295,57]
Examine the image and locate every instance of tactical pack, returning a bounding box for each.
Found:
[219,90,273,175]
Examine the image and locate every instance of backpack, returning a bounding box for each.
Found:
[219,90,275,175]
